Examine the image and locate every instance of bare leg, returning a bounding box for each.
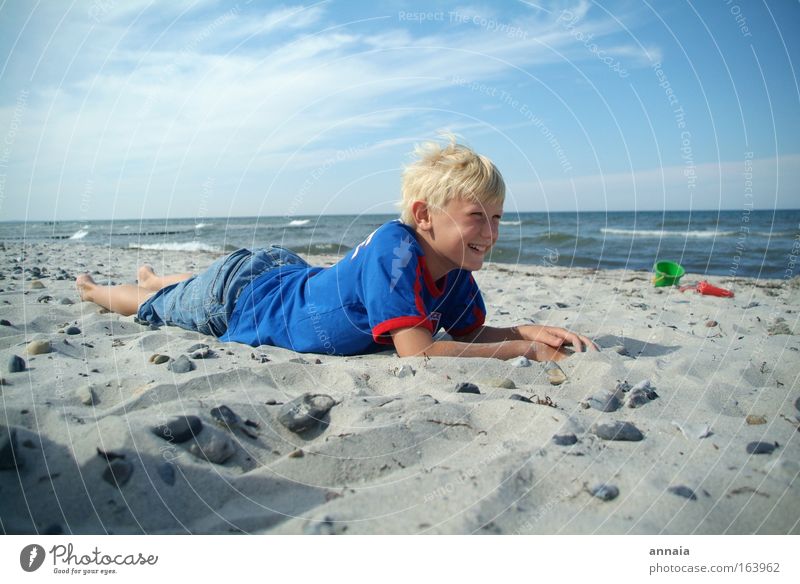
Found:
[137,264,193,292]
[76,274,155,316]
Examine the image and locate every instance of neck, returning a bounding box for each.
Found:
[414,229,451,281]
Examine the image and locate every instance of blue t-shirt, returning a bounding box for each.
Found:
[219,220,486,355]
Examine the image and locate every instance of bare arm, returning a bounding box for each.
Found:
[391,326,569,361]
[454,324,598,353]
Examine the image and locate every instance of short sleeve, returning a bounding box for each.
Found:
[440,270,486,338]
[360,231,433,344]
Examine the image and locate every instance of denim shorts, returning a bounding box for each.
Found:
[136,246,309,337]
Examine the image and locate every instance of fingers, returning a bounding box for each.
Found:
[547,327,599,352]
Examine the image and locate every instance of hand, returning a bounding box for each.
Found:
[520,341,571,362]
[518,325,598,353]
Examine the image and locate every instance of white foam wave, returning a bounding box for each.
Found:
[287,219,311,227]
[69,229,89,240]
[500,220,522,226]
[194,223,211,229]
[601,228,737,238]
[127,241,222,253]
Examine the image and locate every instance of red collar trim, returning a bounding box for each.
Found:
[418,256,447,297]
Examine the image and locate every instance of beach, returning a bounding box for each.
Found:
[1,240,798,535]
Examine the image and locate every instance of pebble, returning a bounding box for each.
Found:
[37,294,53,303]
[590,484,619,501]
[509,393,532,403]
[454,382,480,394]
[630,379,657,398]
[668,485,697,500]
[157,462,176,486]
[746,441,778,455]
[587,390,623,412]
[187,343,209,353]
[151,415,204,444]
[393,364,415,378]
[743,301,759,309]
[705,320,718,327]
[746,415,766,425]
[510,356,531,367]
[288,449,304,458]
[30,280,45,289]
[555,302,568,308]
[65,326,81,335]
[189,431,236,464]
[544,361,566,385]
[0,319,11,326]
[0,426,20,470]
[626,382,658,408]
[26,340,52,355]
[211,405,257,438]
[76,385,96,406]
[167,355,195,373]
[304,515,339,535]
[487,377,516,389]
[190,347,212,359]
[552,433,578,446]
[590,421,644,441]
[58,297,74,305]
[149,354,170,365]
[671,420,711,440]
[102,459,133,488]
[278,393,336,433]
[8,355,26,373]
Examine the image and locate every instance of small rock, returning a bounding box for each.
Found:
[187,343,209,353]
[746,415,767,425]
[76,385,96,406]
[265,399,278,405]
[743,301,759,309]
[37,294,53,303]
[705,320,718,327]
[102,459,133,488]
[304,515,340,535]
[509,393,532,403]
[151,415,204,444]
[626,382,657,408]
[58,298,74,305]
[454,382,480,394]
[510,356,531,368]
[552,433,578,446]
[555,302,568,308]
[590,421,644,441]
[487,377,515,389]
[591,483,619,501]
[157,462,175,486]
[288,357,309,364]
[167,355,195,373]
[393,364,415,378]
[587,390,623,412]
[288,449,304,458]
[190,347,212,359]
[30,280,45,289]
[278,393,337,433]
[26,340,52,355]
[189,431,236,464]
[630,379,657,398]
[8,355,26,373]
[251,353,270,363]
[149,354,170,365]
[668,485,697,500]
[65,326,81,335]
[746,441,778,455]
[0,319,11,326]
[0,378,9,386]
[544,361,566,385]
[0,426,20,470]
[671,420,711,440]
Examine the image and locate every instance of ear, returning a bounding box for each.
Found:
[411,200,433,230]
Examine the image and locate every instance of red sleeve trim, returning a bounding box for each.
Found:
[448,307,486,338]
[372,316,433,345]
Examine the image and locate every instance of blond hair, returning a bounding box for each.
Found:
[399,135,505,225]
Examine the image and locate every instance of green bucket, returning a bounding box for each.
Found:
[652,260,685,287]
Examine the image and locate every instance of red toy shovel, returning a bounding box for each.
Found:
[679,280,734,297]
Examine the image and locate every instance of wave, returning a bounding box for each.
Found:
[127,241,223,253]
[500,220,522,226]
[194,223,211,229]
[287,219,311,227]
[69,229,89,240]
[600,228,738,238]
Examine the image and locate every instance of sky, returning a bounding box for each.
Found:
[0,0,798,221]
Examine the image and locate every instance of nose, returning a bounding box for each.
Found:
[481,217,497,243]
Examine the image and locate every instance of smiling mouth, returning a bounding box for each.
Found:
[467,244,488,254]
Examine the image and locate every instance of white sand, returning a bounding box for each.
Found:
[1,241,798,534]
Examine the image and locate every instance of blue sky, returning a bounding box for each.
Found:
[0,0,798,221]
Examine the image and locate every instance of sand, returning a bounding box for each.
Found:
[0,240,798,534]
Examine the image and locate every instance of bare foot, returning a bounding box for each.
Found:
[75,273,96,301]
[136,264,156,288]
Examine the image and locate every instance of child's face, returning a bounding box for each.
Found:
[426,197,503,273]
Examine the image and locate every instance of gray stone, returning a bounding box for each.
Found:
[151,415,203,444]
[667,485,697,500]
[0,426,20,470]
[0,319,11,326]
[76,385,96,406]
[510,356,531,368]
[167,355,195,373]
[65,326,81,335]
[190,347,212,359]
[746,441,778,455]
[157,462,176,486]
[58,298,74,305]
[590,421,644,441]
[487,377,515,389]
[552,433,578,446]
[102,459,133,488]
[544,361,567,385]
[454,382,480,394]
[509,393,532,403]
[189,431,235,464]
[211,405,258,439]
[278,393,336,433]
[149,354,170,365]
[591,484,619,501]
[8,355,25,373]
[587,390,623,412]
[187,343,209,353]
[393,364,415,378]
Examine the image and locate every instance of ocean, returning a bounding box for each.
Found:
[2,210,798,279]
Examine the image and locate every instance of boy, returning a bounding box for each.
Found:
[76,138,596,361]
